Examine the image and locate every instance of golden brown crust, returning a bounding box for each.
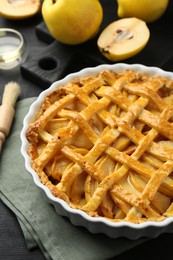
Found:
[26,69,173,223]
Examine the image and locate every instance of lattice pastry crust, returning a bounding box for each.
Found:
[26,69,173,223]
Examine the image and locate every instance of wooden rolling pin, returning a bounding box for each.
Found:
[0,82,20,152]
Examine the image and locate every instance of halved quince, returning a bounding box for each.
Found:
[0,0,41,19]
[97,17,150,61]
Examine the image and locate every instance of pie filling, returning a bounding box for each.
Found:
[26,69,173,223]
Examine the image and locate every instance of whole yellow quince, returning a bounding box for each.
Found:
[117,0,169,23]
[42,0,103,45]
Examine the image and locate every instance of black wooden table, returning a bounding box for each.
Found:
[1,1,173,259]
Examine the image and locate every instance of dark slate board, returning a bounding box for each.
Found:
[20,0,173,89]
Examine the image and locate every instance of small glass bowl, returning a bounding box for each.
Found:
[0,28,27,70]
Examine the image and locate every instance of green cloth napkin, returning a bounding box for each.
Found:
[0,98,148,260]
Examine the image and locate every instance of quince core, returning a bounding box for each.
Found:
[97,18,150,61]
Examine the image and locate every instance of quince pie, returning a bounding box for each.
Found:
[26,69,173,223]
